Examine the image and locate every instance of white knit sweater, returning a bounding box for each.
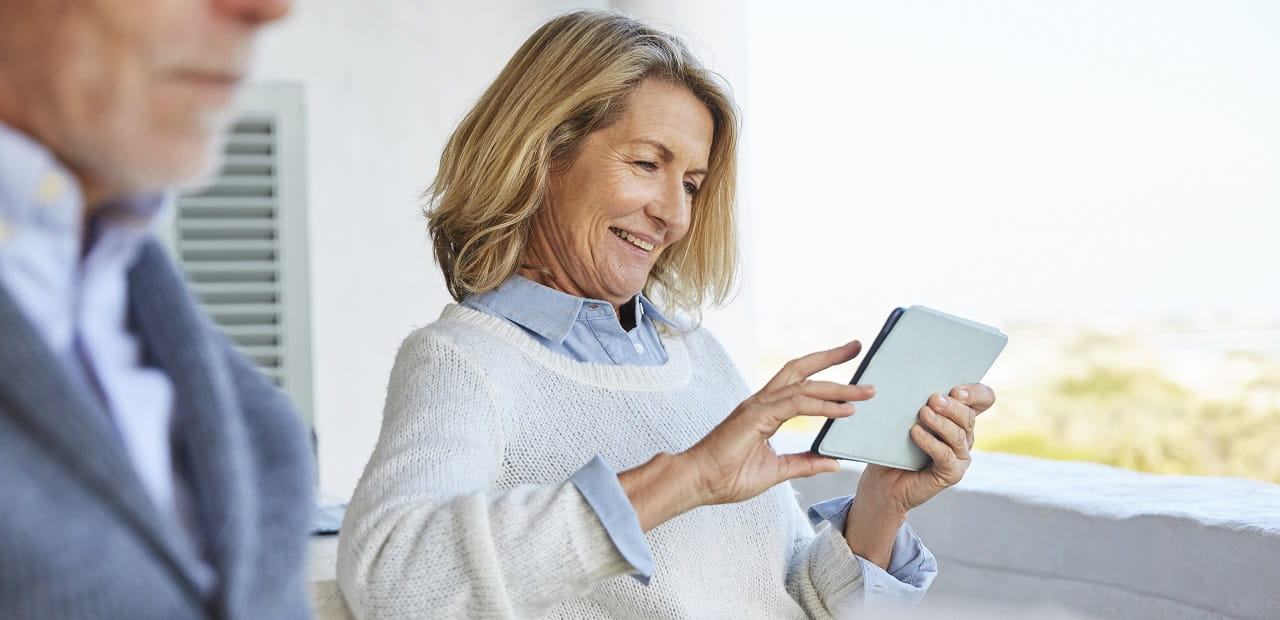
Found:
[337,305,905,619]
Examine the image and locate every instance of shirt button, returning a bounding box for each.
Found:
[37,172,64,205]
[634,343,645,354]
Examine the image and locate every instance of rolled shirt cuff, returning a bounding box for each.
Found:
[570,455,656,584]
[808,494,938,605]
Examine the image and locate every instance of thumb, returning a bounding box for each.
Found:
[777,452,841,482]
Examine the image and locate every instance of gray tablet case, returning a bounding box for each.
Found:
[811,305,1008,471]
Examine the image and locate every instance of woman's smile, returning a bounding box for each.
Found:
[609,226,657,252]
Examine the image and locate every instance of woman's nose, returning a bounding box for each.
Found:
[648,178,691,235]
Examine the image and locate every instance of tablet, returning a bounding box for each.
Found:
[810,305,1008,471]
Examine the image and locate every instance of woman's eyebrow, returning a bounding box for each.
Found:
[631,138,708,175]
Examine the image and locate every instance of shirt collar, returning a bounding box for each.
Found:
[0,121,168,244]
[468,274,676,345]
[634,291,676,331]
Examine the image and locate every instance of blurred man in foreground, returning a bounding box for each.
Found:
[0,1,313,617]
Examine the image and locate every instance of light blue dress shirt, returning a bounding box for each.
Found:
[466,275,935,600]
[0,122,214,591]
[464,274,673,365]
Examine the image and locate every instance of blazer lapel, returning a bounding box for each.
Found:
[127,241,253,613]
[0,280,206,603]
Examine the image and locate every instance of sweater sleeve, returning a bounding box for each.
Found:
[786,492,937,617]
[335,329,635,619]
[783,486,936,617]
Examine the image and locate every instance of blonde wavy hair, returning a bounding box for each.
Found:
[426,9,740,319]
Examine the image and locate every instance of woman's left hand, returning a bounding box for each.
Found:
[859,383,997,514]
[842,383,996,566]
[860,381,998,512]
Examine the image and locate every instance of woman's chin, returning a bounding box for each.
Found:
[598,277,649,303]
[596,261,652,294]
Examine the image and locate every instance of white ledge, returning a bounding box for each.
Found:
[309,536,351,620]
[775,431,1280,620]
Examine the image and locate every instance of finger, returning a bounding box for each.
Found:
[754,382,874,435]
[789,396,857,419]
[755,396,855,435]
[919,402,971,460]
[761,381,875,407]
[764,340,862,390]
[929,393,976,448]
[910,424,964,482]
[950,383,996,415]
[777,452,841,481]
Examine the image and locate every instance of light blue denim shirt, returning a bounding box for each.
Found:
[464,274,673,365]
[465,275,936,602]
[0,122,213,592]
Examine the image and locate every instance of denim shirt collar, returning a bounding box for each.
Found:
[468,274,675,345]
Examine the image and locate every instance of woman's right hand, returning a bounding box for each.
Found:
[685,340,874,505]
[618,341,873,530]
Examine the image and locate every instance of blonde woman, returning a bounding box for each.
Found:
[337,10,996,618]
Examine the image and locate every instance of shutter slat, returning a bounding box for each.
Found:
[204,302,280,314]
[231,118,273,132]
[183,261,277,274]
[180,218,276,231]
[179,239,278,252]
[202,174,274,189]
[237,345,282,358]
[227,134,273,147]
[185,176,274,198]
[223,154,274,167]
[178,196,276,210]
[222,324,280,338]
[191,281,279,295]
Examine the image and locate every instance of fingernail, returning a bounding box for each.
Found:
[937,394,947,406]
[958,389,970,400]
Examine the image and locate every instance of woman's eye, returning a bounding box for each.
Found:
[634,160,659,171]
[683,181,699,196]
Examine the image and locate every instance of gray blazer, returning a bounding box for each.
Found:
[0,241,313,619]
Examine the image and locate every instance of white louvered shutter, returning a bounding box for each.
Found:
[171,84,314,433]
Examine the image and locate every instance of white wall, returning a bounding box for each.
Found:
[248,1,751,499]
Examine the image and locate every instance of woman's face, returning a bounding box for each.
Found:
[523,79,714,310]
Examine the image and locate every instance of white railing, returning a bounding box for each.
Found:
[776,431,1280,620]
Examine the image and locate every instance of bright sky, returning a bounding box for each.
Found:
[744,0,1280,330]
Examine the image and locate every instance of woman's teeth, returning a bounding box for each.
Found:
[610,227,655,251]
